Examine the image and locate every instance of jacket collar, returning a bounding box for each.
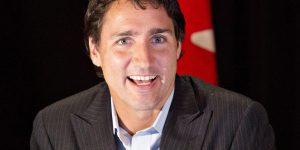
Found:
[70,75,211,149]
[70,83,117,150]
[160,75,212,149]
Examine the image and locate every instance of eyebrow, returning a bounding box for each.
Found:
[112,28,172,37]
[149,28,172,35]
[113,30,136,37]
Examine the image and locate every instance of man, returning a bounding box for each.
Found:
[30,0,275,149]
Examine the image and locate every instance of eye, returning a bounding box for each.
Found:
[116,38,130,45]
[151,36,165,43]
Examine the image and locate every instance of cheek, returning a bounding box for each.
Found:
[102,52,130,74]
[159,50,178,65]
[156,52,178,74]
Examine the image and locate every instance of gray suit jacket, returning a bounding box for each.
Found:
[30,75,275,150]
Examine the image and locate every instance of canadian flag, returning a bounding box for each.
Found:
[177,0,218,85]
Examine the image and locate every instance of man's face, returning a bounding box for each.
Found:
[89,1,181,111]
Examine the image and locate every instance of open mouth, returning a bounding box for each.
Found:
[127,75,157,86]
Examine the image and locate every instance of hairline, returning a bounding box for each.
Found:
[91,0,180,45]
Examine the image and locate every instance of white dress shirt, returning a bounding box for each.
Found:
[111,88,174,150]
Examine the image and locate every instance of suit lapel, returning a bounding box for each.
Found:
[70,83,117,150]
[160,76,212,150]
[69,76,212,149]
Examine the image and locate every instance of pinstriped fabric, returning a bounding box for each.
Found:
[30,75,275,150]
[31,83,117,150]
[161,76,275,150]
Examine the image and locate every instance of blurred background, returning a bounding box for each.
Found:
[1,0,299,149]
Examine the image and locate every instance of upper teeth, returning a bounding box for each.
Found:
[129,75,156,81]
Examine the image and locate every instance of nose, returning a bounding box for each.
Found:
[131,43,153,68]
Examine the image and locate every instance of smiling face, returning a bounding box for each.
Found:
[89,0,181,112]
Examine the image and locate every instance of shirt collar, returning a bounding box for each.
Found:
[111,88,174,135]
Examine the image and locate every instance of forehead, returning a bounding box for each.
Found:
[101,0,174,35]
[107,0,163,14]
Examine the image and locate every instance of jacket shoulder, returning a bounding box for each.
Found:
[179,75,274,149]
[179,75,269,127]
[180,75,254,110]
[34,82,107,124]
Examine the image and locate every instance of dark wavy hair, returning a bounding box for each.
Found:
[83,0,185,76]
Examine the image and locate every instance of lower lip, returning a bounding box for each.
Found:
[127,77,158,92]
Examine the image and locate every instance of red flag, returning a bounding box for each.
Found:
[177,0,218,85]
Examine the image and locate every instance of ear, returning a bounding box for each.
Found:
[176,42,182,59]
[89,37,102,67]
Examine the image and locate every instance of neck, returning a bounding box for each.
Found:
[111,85,174,135]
